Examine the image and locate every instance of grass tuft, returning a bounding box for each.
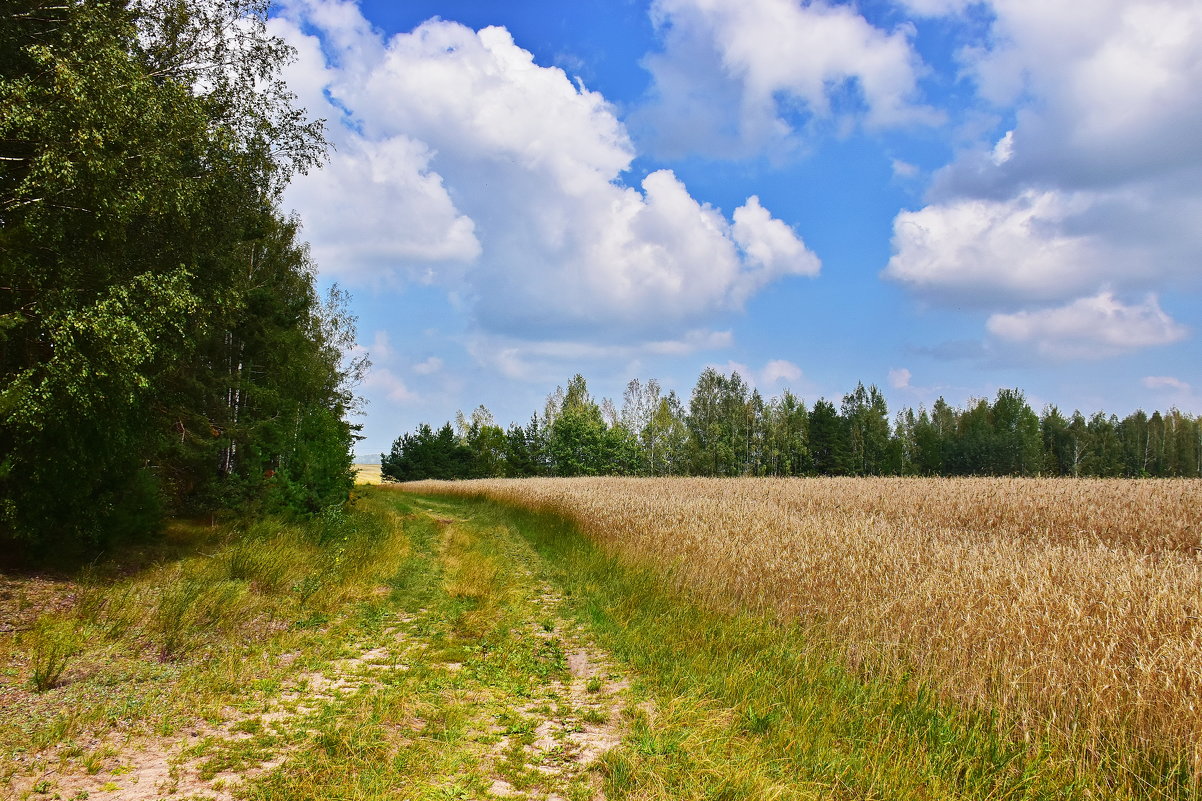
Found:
[27,616,82,692]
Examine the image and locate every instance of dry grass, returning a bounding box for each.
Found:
[399,477,1202,774]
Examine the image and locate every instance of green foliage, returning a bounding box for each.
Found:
[386,368,1202,480]
[842,382,896,475]
[0,1,359,554]
[808,398,850,475]
[547,375,610,476]
[383,423,472,481]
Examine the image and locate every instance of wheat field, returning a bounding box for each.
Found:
[353,463,385,484]
[399,477,1202,771]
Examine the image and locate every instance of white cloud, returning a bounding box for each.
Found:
[1143,375,1191,392]
[761,359,803,385]
[888,183,1202,307]
[363,366,418,403]
[638,0,939,158]
[287,136,480,279]
[1138,376,1202,413]
[897,0,973,15]
[891,159,919,179]
[274,2,819,341]
[644,329,734,355]
[714,360,754,385]
[885,0,1202,358]
[954,1,1202,183]
[412,356,443,375]
[368,330,393,361]
[732,196,821,283]
[986,292,1186,359]
[990,130,1014,166]
[884,190,1104,304]
[470,330,733,382]
[711,358,803,389]
[888,367,912,389]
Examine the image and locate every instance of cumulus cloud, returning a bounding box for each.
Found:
[637,0,938,158]
[287,136,481,278]
[732,196,821,280]
[950,1,1202,186]
[884,190,1105,304]
[273,1,819,341]
[986,292,1186,360]
[885,0,1202,358]
[888,183,1202,308]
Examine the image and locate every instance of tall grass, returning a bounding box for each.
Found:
[26,617,82,692]
[399,477,1202,784]
[2,493,410,758]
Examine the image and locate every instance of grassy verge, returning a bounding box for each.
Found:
[400,489,1198,801]
[0,492,412,797]
[1,489,632,800]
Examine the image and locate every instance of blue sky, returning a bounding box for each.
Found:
[267,0,1202,457]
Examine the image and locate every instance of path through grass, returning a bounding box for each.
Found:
[1,491,631,801]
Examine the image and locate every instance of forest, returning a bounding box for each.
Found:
[0,0,362,555]
[383,370,1202,480]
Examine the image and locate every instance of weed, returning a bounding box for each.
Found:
[497,711,536,736]
[740,703,777,735]
[291,574,324,607]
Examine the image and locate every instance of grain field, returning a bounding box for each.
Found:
[399,477,1202,776]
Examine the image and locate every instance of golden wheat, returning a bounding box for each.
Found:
[399,477,1202,768]
[353,463,385,485]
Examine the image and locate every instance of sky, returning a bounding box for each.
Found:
[265,0,1202,458]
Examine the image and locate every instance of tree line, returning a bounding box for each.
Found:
[383,370,1202,481]
[1,0,362,555]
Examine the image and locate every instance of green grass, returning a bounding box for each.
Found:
[237,493,609,801]
[0,493,412,795]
